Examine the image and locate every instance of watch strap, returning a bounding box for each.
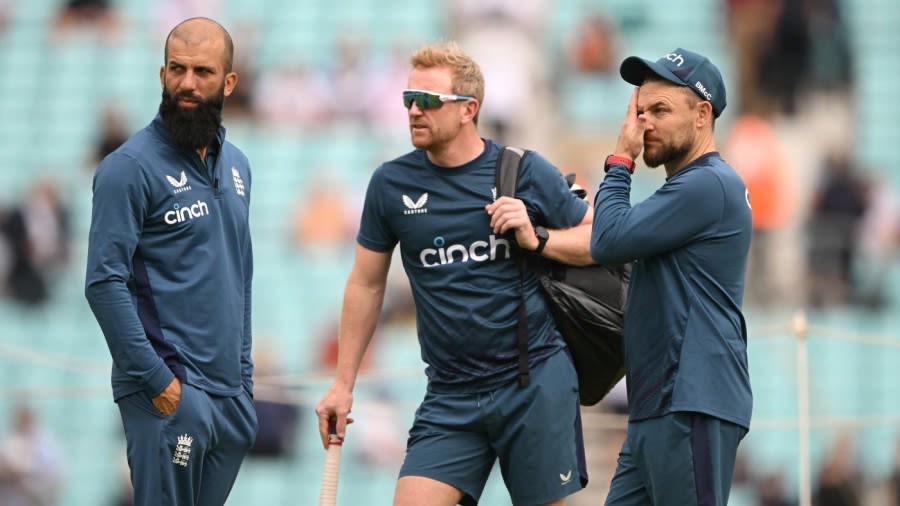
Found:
[605,155,636,173]
[533,226,548,254]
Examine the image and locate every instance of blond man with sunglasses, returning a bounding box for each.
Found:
[316,42,595,506]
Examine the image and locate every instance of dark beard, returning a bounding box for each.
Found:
[643,139,693,168]
[159,87,224,151]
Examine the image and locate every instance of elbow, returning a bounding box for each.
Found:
[590,212,635,265]
[84,282,99,305]
[84,283,107,314]
[590,245,612,265]
[589,225,613,263]
[590,209,631,264]
[590,240,629,265]
[85,278,120,307]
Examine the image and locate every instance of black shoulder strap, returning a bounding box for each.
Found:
[496,146,527,198]
[495,146,531,388]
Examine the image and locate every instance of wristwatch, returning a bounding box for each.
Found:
[533,226,549,254]
[604,154,636,173]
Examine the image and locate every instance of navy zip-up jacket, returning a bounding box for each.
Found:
[591,153,752,430]
[85,115,253,402]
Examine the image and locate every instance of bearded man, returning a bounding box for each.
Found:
[592,48,753,506]
[85,17,257,506]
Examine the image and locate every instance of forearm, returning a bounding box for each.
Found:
[333,278,386,391]
[540,204,595,266]
[542,222,595,266]
[593,166,719,263]
[85,279,173,396]
[591,167,635,264]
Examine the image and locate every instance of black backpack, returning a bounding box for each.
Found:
[496,147,629,406]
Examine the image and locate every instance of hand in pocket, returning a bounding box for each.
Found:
[153,377,182,416]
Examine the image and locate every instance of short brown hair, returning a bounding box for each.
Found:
[410,42,484,122]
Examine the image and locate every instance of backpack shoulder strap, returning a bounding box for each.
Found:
[496,146,529,199]
[495,146,532,387]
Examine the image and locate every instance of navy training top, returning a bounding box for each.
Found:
[591,153,753,429]
[358,140,588,393]
[85,115,254,401]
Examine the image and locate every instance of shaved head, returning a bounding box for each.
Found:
[164,17,234,72]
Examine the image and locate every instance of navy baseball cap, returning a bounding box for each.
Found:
[620,48,726,117]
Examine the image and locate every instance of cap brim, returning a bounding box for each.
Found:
[619,56,684,88]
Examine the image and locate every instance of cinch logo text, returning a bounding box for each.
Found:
[419,235,512,267]
[165,200,210,225]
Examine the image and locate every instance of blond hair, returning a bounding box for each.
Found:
[410,42,485,122]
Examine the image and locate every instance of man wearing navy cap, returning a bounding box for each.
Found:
[590,48,753,505]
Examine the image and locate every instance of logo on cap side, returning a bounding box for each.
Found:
[695,81,713,100]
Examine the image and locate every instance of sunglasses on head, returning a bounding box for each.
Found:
[402,89,475,110]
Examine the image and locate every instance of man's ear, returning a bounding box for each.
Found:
[461,99,479,125]
[224,71,238,98]
[696,100,713,128]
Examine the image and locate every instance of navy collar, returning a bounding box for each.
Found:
[666,151,721,181]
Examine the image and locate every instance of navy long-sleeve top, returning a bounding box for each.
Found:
[85,115,254,401]
[591,153,753,429]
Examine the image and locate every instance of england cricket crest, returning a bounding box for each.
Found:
[231,167,245,196]
[172,434,193,467]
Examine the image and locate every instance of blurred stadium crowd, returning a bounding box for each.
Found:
[0,0,899,505]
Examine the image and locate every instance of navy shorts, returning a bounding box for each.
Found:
[605,412,747,506]
[399,350,588,506]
